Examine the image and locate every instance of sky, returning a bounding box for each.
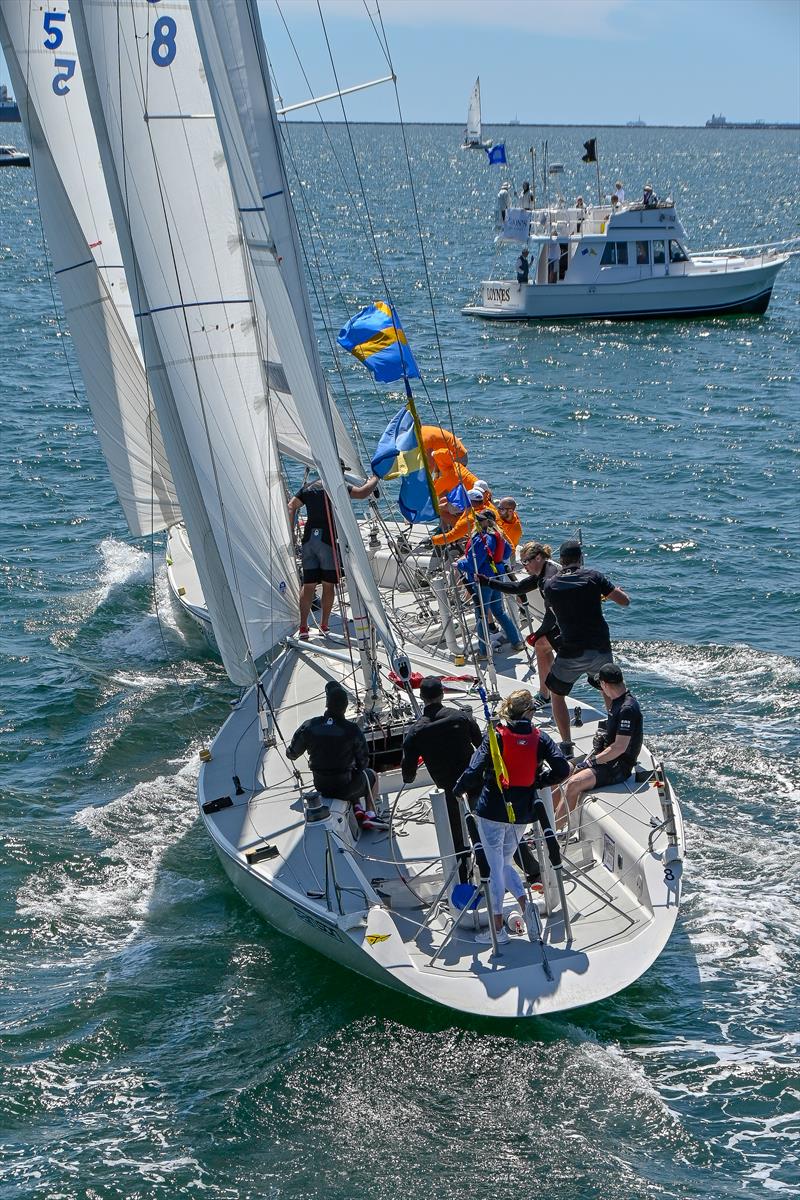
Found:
[1,0,798,126]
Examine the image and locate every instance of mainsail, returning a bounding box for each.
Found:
[70,0,299,685]
[0,0,180,537]
[466,77,482,144]
[190,0,400,661]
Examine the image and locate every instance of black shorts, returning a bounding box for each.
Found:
[591,759,633,788]
[301,535,341,585]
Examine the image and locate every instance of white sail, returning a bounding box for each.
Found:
[190,0,399,660]
[70,0,299,685]
[0,1,180,537]
[466,77,482,143]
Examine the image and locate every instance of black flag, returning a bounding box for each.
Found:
[582,138,597,163]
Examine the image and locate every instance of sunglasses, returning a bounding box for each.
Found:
[522,554,541,564]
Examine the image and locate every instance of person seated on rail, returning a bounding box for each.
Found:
[562,663,643,815]
[287,680,380,828]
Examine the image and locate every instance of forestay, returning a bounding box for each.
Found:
[70,0,299,685]
[0,1,180,537]
[190,0,399,660]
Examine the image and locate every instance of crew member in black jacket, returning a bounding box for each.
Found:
[287,680,378,824]
[401,677,482,882]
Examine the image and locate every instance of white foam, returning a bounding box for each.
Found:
[16,754,203,962]
[96,536,151,603]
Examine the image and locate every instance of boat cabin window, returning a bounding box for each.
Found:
[653,240,666,265]
[636,241,649,265]
[600,241,630,266]
[669,240,688,263]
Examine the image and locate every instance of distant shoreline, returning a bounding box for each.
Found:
[284,121,800,131]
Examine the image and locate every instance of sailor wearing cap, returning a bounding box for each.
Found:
[495,180,512,229]
[612,179,625,204]
[642,181,658,207]
[564,663,644,813]
[287,680,379,826]
[541,540,630,756]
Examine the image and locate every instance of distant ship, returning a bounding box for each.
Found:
[706,112,799,130]
[509,116,521,126]
[626,117,647,127]
[0,84,21,123]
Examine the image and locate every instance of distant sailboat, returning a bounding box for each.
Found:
[462,77,492,150]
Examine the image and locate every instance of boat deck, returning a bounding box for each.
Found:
[199,643,683,1017]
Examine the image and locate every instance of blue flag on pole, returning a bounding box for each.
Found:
[486,142,507,165]
[371,408,436,524]
[445,483,470,512]
[337,301,420,384]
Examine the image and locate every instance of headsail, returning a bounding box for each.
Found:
[70,0,299,685]
[190,0,399,660]
[466,77,482,144]
[0,1,180,537]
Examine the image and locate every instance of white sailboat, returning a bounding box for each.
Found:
[462,76,492,150]
[25,0,684,1018]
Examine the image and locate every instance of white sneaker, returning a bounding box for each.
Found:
[476,926,509,945]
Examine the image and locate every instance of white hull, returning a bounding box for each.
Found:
[464,259,785,321]
[197,645,684,1019]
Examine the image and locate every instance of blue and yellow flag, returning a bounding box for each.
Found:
[338,301,420,384]
[371,408,435,524]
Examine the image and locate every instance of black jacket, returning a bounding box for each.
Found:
[401,702,482,793]
[287,712,368,788]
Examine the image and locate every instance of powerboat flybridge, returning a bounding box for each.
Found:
[464,197,796,320]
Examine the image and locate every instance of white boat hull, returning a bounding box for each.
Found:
[197,645,684,1019]
[464,259,786,321]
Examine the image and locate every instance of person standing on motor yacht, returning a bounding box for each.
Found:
[542,539,630,756]
[287,680,380,827]
[401,677,482,884]
[642,182,658,207]
[455,689,570,944]
[547,232,560,283]
[613,179,625,204]
[518,180,533,210]
[516,247,530,288]
[563,663,643,814]
[495,180,512,229]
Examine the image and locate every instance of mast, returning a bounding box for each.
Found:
[70,0,299,687]
[189,0,405,678]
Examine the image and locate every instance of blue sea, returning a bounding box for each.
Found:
[1,120,798,1198]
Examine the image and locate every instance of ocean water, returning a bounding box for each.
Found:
[1,119,799,1199]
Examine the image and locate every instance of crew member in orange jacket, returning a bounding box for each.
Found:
[495,496,523,553]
